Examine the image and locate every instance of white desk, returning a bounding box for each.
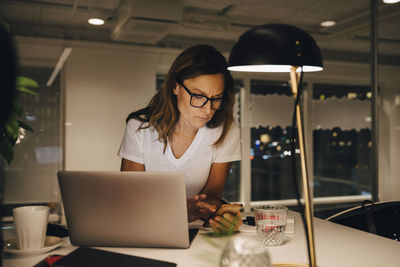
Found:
[3,211,400,267]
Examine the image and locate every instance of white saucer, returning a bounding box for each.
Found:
[4,236,63,256]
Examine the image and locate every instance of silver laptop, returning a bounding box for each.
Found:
[58,171,190,248]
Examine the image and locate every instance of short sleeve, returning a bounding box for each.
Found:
[214,123,241,163]
[117,119,145,164]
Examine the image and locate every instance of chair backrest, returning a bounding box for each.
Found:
[327,200,400,241]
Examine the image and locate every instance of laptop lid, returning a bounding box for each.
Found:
[58,171,189,248]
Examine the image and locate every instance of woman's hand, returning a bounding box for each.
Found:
[187,194,217,222]
[209,211,243,234]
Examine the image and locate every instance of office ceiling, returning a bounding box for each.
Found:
[1,0,400,65]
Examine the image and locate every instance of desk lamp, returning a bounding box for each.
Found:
[228,24,323,267]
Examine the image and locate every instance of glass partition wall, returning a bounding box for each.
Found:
[234,73,374,218]
[312,83,373,217]
[2,66,62,220]
[312,84,372,197]
[249,80,299,202]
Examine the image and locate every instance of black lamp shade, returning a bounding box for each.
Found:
[228,24,323,72]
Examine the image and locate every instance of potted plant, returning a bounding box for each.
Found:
[0,76,38,164]
[0,22,38,165]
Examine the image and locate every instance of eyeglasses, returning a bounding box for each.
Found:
[178,82,225,111]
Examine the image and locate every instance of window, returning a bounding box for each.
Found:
[312,83,372,197]
[249,80,299,201]
[3,66,62,217]
[232,76,374,217]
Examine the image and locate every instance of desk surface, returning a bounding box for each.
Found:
[3,211,400,267]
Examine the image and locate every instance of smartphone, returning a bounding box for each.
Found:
[215,203,243,216]
[202,203,243,227]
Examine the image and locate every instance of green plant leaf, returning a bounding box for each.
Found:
[0,134,14,164]
[5,116,19,144]
[12,100,23,116]
[16,76,39,88]
[0,22,10,32]
[17,86,39,96]
[18,120,33,132]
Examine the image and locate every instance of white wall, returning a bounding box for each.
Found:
[65,46,158,170]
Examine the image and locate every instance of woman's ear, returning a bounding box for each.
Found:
[173,82,179,95]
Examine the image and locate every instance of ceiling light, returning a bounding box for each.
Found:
[88,9,106,25]
[88,18,104,25]
[320,20,336,27]
[383,0,400,3]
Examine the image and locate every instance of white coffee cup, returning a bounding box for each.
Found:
[13,206,50,250]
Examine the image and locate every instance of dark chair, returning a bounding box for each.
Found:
[326,200,400,241]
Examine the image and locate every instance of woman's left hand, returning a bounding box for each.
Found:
[187,194,217,222]
[209,211,243,234]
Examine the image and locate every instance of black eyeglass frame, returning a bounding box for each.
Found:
[177,81,226,111]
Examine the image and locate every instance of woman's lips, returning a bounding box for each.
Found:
[197,116,209,121]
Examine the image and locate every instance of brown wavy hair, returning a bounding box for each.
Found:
[126,45,235,152]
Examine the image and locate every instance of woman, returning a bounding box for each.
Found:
[118,45,242,233]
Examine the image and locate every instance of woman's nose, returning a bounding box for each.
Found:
[203,100,212,114]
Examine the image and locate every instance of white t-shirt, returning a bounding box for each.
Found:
[118,119,241,197]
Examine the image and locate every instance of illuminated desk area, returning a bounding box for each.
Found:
[3,211,400,267]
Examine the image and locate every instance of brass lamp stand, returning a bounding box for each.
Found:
[271,66,317,267]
